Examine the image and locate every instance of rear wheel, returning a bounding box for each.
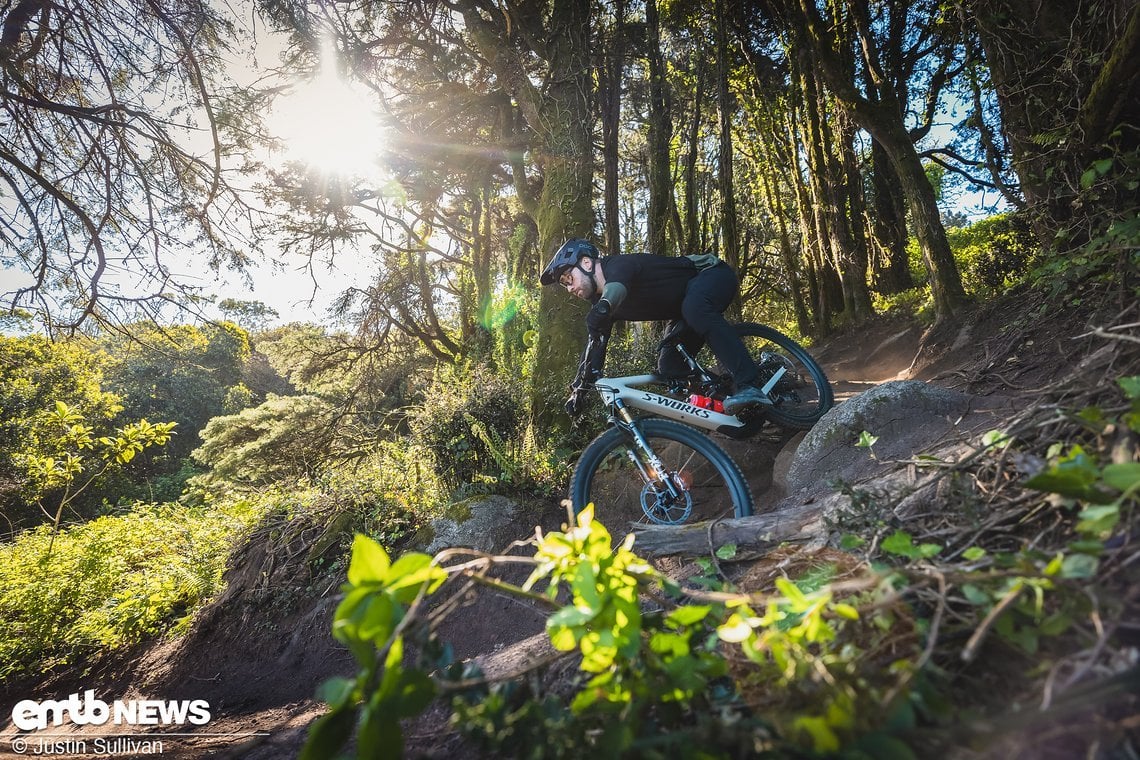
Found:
[570,418,753,527]
[714,324,833,430]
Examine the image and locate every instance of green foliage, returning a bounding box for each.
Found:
[301,367,1140,758]
[871,285,934,323]
[0,335,123,524]
[99,322,253,461]
[1021,376,1140,548]
[880,530,941,560]
[6,393,175,538]
[946,212,1038,299]
[311,508,938,758]
[0,500,260,682]
[191,394,338,488]
[411,366,560,496]
[301,535,446,760]
[1030,209,1140,299]
[18,400,175,507]
[483,279,540,381]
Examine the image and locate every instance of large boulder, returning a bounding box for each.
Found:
[422,494,529,555]
[786,380,973,493]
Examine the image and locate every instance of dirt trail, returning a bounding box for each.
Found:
[0,311,1032,759]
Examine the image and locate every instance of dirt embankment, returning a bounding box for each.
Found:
[3,287,1135,759]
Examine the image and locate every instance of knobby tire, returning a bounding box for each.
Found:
[570,418,753,526]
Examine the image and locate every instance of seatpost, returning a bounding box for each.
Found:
[672,343,709,379]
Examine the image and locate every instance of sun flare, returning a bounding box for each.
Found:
[272,40,384,176]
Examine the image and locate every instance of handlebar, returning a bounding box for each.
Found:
[572,332,606,388]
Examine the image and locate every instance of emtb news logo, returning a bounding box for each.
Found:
[10,690,211,731]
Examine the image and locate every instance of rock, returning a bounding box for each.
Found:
[786,380,973,493]
[423,494,526,555]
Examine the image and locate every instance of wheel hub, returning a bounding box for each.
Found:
[641,478,693,525]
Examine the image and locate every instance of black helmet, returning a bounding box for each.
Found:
[540,238,599,286]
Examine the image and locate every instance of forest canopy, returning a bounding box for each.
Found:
[4,0,1138,427]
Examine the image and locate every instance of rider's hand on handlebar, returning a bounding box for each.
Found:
[565,388,585,417]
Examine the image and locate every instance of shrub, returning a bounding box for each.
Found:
[0,500,260,682]
[411,367,527,494]
[410,366,566,498]
[948,212,1038,299]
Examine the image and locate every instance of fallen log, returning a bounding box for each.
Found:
[627,502,827,558]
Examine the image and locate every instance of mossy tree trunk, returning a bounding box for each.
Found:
[965,0,1140,246]
[646,0,673,256]
[456,0,595,437]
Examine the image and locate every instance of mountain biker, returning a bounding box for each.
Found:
[540,238,768,416]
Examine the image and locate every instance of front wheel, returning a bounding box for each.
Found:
[570,418,753,527]
[718,324,833,430]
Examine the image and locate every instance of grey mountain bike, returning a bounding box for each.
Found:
[567,322,833,526]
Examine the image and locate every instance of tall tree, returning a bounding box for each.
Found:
[763,0,968,322]
[450,0,596,430]
[258,0,597,433]
[963,0,1140,246]
[0,0,255,330]
[714,0,742,268]
[645,0,673,255]
[601,0,626,253]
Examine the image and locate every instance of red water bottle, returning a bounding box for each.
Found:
[688,394,724,413]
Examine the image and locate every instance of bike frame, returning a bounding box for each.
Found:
[579,333,788,435]
[594,374,747,436]
[573,334,787,514]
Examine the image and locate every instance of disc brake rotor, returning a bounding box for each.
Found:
[640,475,693,525]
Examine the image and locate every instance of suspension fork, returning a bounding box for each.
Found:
[611,399,683,498]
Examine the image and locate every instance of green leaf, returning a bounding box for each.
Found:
[882,531,939,559]
[962,547,987,561]
[1060,553,1099,579]
[852,732,918,760]
[794,715,840,753]
[357,704,401,760]
[347,533,391,586]
[840,533,866,550]
[1102,462,1140,493]
[832,603,859,620]
[1118,376,1140,400]
[549,604,597,629]
[1040,612,1073,636]
[715,543,738,560]
[961,584,990,605]
[384,553,446,603]
[299,705,357,760]
[548,623,579,651]
[856,430,879,448]
[394,669,436,718]
[1080,167,1097,189]
[1076,504,1120,536]
[917,543,942,558]
[356,593,398,646]
[774,577,808,606]
[982,429,1012,448]
[1093,157,1114,175]
[315,677,356,709]
[667,605,712,627]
